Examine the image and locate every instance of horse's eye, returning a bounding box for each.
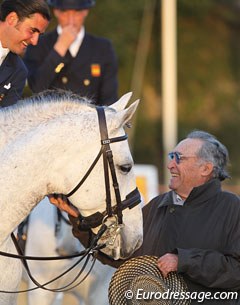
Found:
[119,164,132,174]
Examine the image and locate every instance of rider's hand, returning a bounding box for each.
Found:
[48,194,79,217]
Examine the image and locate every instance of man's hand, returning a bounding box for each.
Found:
[48,194,79,217]
[157,253,178,277]
[54,24,78,57]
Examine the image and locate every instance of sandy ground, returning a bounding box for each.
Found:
[17,281,79,305]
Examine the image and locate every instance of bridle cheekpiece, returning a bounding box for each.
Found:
[58,106,141,232]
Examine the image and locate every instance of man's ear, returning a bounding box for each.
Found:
[81,9,89,18]
[5,12,19,26]
[201,162,214,177]
[52,9,60,18]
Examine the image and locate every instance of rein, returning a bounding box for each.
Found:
[3,224,107,294]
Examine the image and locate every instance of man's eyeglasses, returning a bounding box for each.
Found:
[168,152,196,164]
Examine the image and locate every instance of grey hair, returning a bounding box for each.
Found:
[186,130,230,181]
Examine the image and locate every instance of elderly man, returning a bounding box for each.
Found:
[0,0,50,107]
[51,130,240,304]
[140,130,240,304]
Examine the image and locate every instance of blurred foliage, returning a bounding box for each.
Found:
[133,0,240,185]
[177,0,240,184]
[85,0,146,94]
[23,0,240,185]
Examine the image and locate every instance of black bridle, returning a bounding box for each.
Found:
[55,106,141,230]
[0,105,141,294]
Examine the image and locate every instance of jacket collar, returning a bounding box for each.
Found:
[157,179,221,208]
[0,41,10,66]
[0,52,15,85]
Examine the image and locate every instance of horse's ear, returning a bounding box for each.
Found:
[116,99,140,127]
[110,92,133,111]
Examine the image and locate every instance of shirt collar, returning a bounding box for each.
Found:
[172,192,185,205]
[57,26,85,57]
[0,41,10,66]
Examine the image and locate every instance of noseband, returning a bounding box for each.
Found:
[54,106,141,230]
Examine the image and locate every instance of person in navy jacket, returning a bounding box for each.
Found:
[0,0,50,107]
[24,0,118,106]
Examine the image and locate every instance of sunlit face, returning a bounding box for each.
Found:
[53,9,89,32]
[167,138,209,199]
[3,12,49,55]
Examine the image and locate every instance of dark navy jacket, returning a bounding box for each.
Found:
[0,52,27,107]
[24,30,118,106]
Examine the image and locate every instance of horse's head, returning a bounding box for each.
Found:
[48,93,143,260]
[0,90,143,301]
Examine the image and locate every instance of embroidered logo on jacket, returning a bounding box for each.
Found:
[91,64,101,77]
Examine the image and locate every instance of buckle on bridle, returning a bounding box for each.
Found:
[101,215,124,247]
[102,139,111,145]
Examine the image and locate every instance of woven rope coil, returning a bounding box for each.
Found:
[108,255,190,305]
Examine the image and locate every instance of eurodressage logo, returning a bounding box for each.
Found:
[124,289,239,303]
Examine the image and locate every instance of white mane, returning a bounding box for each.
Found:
[0,91,93,143]
[0,90,115,149]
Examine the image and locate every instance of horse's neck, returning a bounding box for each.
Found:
[0,155,47,245]
[0,109,98,242]
[0,117,89,245]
